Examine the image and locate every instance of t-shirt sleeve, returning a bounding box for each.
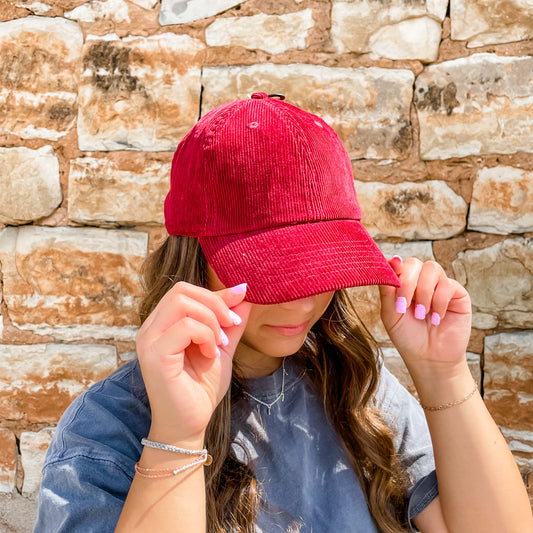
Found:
[373,362,439,529]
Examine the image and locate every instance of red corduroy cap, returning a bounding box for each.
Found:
[164,92,400,304]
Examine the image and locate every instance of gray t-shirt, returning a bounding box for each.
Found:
[231,358,438,532]
[35,357,437,532]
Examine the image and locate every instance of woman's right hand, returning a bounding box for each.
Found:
[135,281,251,446]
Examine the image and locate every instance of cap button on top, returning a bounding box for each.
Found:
[251,92,268,99]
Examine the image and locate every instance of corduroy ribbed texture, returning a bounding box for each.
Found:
[164,93,400,304]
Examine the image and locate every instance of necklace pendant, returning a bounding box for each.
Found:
[267,406,272,415]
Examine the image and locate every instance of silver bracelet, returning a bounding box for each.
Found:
[141,438,207,456]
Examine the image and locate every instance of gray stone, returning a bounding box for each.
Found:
[20,428,55,495]
[452,239,533,329]
[205,10,314,54]
[68,156,170,227]
[355,180,467,240]
[160,0,242,25]
[451,0,533,47]
[331,0,447,61]
[415,53,533,160]
[0,146,61,225]
[468,166,533,235]
[202,63,414,160]
[78,33,205,151]
[0,493,37,533]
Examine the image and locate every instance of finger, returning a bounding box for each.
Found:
[413,262,445,321]
[150,316,220,360]
[143,281,248,337]
[393,257,423,314]
[428,275,455,325]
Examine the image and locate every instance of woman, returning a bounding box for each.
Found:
[35,93,533,532]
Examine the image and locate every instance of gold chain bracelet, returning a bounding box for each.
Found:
[420,381,478,412]
[135,453,213,479]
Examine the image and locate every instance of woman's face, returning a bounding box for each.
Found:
[207,264,334,377]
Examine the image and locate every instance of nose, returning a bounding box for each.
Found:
[277,294,318,314]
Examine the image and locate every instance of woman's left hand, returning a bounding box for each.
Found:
[379,257,472,377]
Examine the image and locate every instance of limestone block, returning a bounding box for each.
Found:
[0,429,16,493]
[452,239,533,329]
[0,146,61,225]
[68,156,170,227]
[355,180,467,240]
[0,17,83,141]
[415,53,533,160]
[0,344,116,423]
[205,10,314,54]
[160,0,242,25]
[78,33,205,151]
[348,241,435,343]
[451,0,533,47]
[468,166,533,235]
[484,332,533,469]
[65,0,131,23]
[202,64,414,160]
[15,2,53,15]
[331,0,447,61]
[20,428,55,495]
[0,226,147,341]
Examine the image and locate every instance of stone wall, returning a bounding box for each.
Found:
[0,0,532,529]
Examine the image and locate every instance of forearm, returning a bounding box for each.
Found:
[115,439,207,532]
[411,359,533,533]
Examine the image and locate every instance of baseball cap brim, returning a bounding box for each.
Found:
[199,219,401,305]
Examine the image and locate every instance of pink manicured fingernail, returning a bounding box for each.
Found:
[395,296,407,314]
[220,329,229,346]
[431,312,441,326]
[392,255,403,262]
[215,346,221,358]
[229,310,242,325]
[414,304,426,320]
[231,283,247,294]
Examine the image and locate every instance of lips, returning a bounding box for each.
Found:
[266,320,310,336]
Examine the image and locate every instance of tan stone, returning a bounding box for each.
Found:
[348,241,435,343]
[159,0,242,25]
[0,146,61,226]
[451,0,533,47]
[65,0,131,23]
[0,429,16,493]
[0,344,116,423]
[355,180,467,240]
[484,332,533,468]
[78,33,205,151]
[452,239,533,329]
[415,53,533,160]
[68,156,170,227]
[0,16,83,141]
[331,0,447,61]
[205,10,314,54]
[468,166,533,235]
[202,64,414,160]
[0,226,147,341]
[20,428,55,495]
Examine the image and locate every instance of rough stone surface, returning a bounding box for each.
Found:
[331,0,448,61]
[0,344,117,423]
[0,226,147,341]
[68,156,171,227]
[20,428,55,495]
[355,180,467,240]
[0,16,83,141]
[451,0,533,48]
[65,0,131,23]
[205,10,314,54]
[468,166,533,235]
[0,493,37,533]
[202,64,414,160]
[484,332,533,469]
[0,146,61,225]
[331,0,447,61]
[452,238,533,329]
[348,241,435,343]
[78,33,205,151]
[160,0,242,25]
[415,53,533,160]
[0,429,16,493]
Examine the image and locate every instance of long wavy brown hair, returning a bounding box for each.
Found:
[139,235,410,533]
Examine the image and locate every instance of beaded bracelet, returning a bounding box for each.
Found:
[141,438,208,456]
[420,381,478,412]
